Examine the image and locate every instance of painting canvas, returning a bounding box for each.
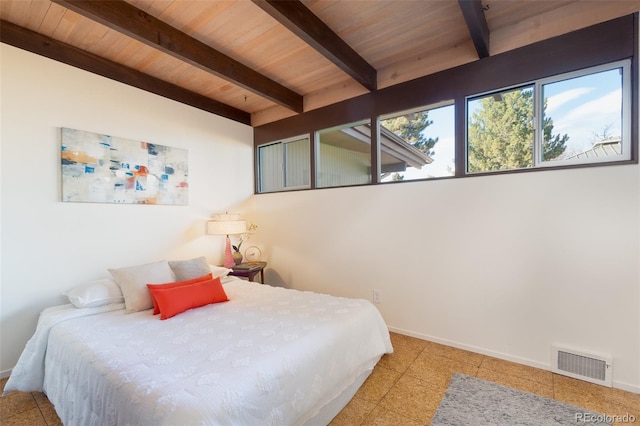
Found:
[61,128,188,205]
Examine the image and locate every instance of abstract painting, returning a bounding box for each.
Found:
[61,128,188,205]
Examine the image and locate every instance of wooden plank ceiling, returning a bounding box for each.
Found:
[1,0,639,127]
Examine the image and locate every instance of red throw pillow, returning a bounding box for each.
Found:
[147,273,212,314]
[149,277,229,320]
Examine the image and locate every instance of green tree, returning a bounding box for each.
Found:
[468,89,568,172]
[381,111,438,156]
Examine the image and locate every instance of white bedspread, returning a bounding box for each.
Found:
[3,302,125,394]
[7,279,392,425]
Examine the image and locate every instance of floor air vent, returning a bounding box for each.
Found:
[552,345,612,387]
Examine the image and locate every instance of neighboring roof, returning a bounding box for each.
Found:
[568,138,622,160]
[379,126,433,170]
[320,124,432,171]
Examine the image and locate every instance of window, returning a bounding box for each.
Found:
[539,63,629,166]
[316,120,371,188]
[257,136,310,193]
[467,86,535,173]
[466,60,630,174]
[380,103,455,181]
[255,52,635,194]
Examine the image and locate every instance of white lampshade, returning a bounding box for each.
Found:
[207,213,247,236]
[207,220,247,235]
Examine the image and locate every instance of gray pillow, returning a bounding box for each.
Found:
[169,256,211,281]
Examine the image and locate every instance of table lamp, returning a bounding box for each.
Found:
[207,213,247,268]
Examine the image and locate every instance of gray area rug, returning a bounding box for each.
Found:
[431,373,611,425]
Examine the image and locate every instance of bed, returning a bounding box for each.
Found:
[3,260,393,426]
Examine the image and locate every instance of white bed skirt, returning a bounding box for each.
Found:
[304,367,373,425]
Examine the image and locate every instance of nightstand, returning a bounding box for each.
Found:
[229,261,267,283]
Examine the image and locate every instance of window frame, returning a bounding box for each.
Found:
[464,60,631,175]
[378,100,456,182]
[535,60,631,168]
[256,134,311,193]
[315,119,373,189]
[465,84,536,174]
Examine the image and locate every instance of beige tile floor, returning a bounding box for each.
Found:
[1,332,639,425]
[331,333,640,425]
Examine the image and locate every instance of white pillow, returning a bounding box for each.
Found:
[169,256,211,281]
[65,279,124,308]
[109,260,176,313]
[209,264,233,279]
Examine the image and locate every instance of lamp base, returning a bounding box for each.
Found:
[223,235,235,268]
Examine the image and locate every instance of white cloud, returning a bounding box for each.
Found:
[552,89,622,153]
[545,87,592,113]
[561,88,621,123]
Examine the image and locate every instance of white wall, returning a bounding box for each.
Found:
[0,44,254,375]
[254,166,640,393]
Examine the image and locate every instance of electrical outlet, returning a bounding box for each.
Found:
[373,289,381,304]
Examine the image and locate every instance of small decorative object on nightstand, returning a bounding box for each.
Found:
[230,261,267,283]
[244,246,262,263]
[232,223,258,266]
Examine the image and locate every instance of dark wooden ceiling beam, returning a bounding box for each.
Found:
[458,0,490,58]
[251,0,377,91]
[52,0,303,113]
[0,20,251,125]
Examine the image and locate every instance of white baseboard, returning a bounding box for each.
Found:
[387,326,640,395]
[1,368,12,379]
[613,380,640,394]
